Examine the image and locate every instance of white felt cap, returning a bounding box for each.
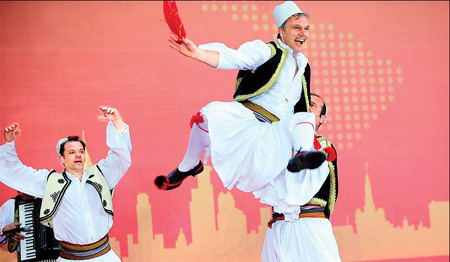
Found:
[273,1,304,27]
[56,138,68,155]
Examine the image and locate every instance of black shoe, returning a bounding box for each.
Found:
[287,150,326,172]
[154,161,204,191]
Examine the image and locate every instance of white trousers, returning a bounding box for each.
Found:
[262,218,341,262]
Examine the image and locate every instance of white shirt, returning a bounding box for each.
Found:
[0,199,15,244]
[0,122,132,245]
[199,39,309,120]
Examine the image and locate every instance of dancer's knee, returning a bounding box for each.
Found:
[295,121,314,131]
[290,112,315,131]
[291,115,315,151]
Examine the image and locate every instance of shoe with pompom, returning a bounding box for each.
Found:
[154,161,204,191]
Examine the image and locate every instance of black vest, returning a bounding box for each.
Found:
[312,136,338,219]
[233,41,311,113]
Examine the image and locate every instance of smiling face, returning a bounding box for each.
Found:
[279,14,310,57]
[60,141,86,173]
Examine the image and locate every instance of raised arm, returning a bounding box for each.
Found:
[0,124,48,197]
[168,32,219,68]
[96,107,132,189]
[99,106,126,134]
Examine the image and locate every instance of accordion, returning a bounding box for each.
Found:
[16,199,61,262]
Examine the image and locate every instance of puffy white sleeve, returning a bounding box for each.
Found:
[97,122,132,189]
[199,39,272,71]
[0,142,48,198]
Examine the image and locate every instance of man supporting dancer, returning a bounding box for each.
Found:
[0,106,132,262]
[155,1,333,199]
[262,94,341,262]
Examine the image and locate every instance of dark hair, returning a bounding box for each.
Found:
[277,12,309,39]
[311,93,327,117]
[59,136,86,156]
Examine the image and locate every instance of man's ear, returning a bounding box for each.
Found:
[320,115,327,124]
[60,155,65,166]
[279,28,284,41]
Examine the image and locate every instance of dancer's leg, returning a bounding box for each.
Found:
[178,114,211,172]
[288,114,325,172]
[154,113,210,190]
[291,119,315,152]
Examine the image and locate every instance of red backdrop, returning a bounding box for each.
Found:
[1,1,448,261]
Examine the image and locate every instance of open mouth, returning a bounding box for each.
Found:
[295,39,305,44]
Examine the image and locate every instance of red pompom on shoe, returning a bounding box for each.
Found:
[323,146,336,162]
[154,161,204,191]
[154,175,170,190]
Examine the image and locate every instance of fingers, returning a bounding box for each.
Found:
[168,32,179,41]
[4,123,21,143]
[11,233,25,242]
[3,223,14,231]
[168,37,180,49]
[169,31,182,43]
[168,32,193,47]
[169,42,180,52]
[98,106,121,122]
[182,37,193,46]
[99,106,116,115]
[168,34,196,58]
[6,222,20,230]
[168,33,183,50]
[4,123,19,133]
[169,31,191,47]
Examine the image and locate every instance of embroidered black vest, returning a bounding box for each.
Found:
[233,40,311,113]
[39,165,114,227]
[311,136,338,219]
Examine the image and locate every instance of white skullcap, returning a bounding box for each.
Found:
[56,138,68,155]
[273,1,304,28]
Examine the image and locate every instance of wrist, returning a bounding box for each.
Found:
[111,120,126,134]
[112,117,122,123]
[2,140,15,146]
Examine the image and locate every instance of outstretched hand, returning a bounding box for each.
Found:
[167,31,219,68]
[4,123,21,143]
[98,106,126,133]
[168,31,198,58]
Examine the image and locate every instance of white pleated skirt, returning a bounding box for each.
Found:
[201,101,329,209]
